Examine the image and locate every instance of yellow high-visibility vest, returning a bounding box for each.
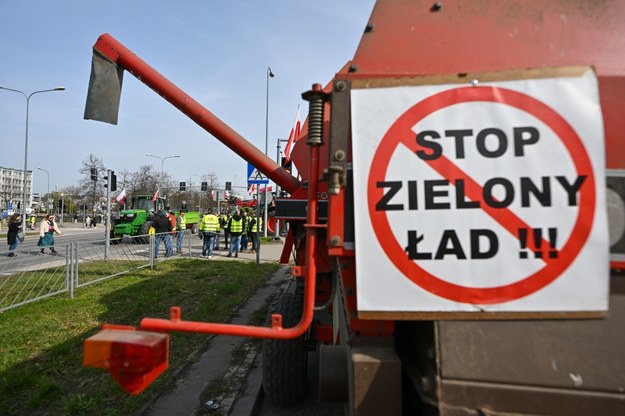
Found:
[200,214,220,232]
[229,218,243,233]
[250,217,262,233]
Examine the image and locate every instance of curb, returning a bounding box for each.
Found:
[229,351,265,416]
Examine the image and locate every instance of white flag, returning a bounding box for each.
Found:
[115,188,127,204]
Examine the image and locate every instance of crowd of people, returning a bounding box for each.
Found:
[4,208,269,260]
[151,207,265,260]
[197,208,263,258]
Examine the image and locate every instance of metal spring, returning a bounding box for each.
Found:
[306,96,324,146]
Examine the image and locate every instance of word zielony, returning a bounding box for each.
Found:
[375,176,586,211]
[376,126,587,211]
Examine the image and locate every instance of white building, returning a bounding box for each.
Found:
[0,166,33,213]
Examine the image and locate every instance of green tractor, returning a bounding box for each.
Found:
[113,195,199,242]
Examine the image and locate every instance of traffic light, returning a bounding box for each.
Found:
[104,170,117,191]
[225,181,231,191]
[179,182,186,191]
[90,168,97,181]
[281,157,292,173]
[201,181,208,191]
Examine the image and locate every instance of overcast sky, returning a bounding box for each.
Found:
[0,0,375,196]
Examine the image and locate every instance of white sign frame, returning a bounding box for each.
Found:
[351,67,609,316]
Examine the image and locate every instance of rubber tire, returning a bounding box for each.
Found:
[138,221,154,244]
[262,280,307,405]
[191,223,198,235]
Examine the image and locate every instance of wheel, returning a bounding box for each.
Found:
[138,221,154,244]
[191,223,198,234]
[262,279,307,405]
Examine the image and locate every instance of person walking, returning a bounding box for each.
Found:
[37,214,62,255]
[28,215,36,230]
[7,213,23,257]
[248,213,262,253]
[226,210,243,258]
[240,211,249,252]
[154,211,173,258]
[176,211,186,254]
[199,209,220,259]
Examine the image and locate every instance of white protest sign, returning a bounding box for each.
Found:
[351,68,608,313]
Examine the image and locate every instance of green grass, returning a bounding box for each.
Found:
[0,259,280,416]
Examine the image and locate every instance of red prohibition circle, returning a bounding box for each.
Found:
[367,86,596,304]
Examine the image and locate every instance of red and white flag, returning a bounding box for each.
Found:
[151,188,160,202]
[116,188,127,204]
[284,105,301,164]
[247,183,257,196]
[248,183,273,196]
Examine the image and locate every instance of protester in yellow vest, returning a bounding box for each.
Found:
[28,215,36,230]
[226,210,244,258]
[199,209,220,258]
[248,213,262,253]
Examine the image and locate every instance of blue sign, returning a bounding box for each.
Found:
[247,163,269,185]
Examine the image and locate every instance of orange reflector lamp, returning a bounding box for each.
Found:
[83,327,169,395]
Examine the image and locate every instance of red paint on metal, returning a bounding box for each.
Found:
[346,0,625,169]
[92,33,300,194]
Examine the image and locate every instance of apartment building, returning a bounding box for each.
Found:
[0,166,33,212]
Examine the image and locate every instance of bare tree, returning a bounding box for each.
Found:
[203,171,221,211]
[59,185,82,217]
[78,154,106,213]
[130,165,159,197]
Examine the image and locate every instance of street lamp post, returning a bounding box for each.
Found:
[146,153,180,179]
[37,167,50,213]
[263,67,275,237]
[146,153,180,203]
[0,85,65,214]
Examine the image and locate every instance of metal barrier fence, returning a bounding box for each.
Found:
[0,230,192,312]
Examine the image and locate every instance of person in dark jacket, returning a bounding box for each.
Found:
[7,213,23,257]
[153,211,173,258]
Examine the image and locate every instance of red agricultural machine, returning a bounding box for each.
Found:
[83,1,625,415]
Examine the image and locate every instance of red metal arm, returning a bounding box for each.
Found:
[139,140,321,340]
[92,33,300,195]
